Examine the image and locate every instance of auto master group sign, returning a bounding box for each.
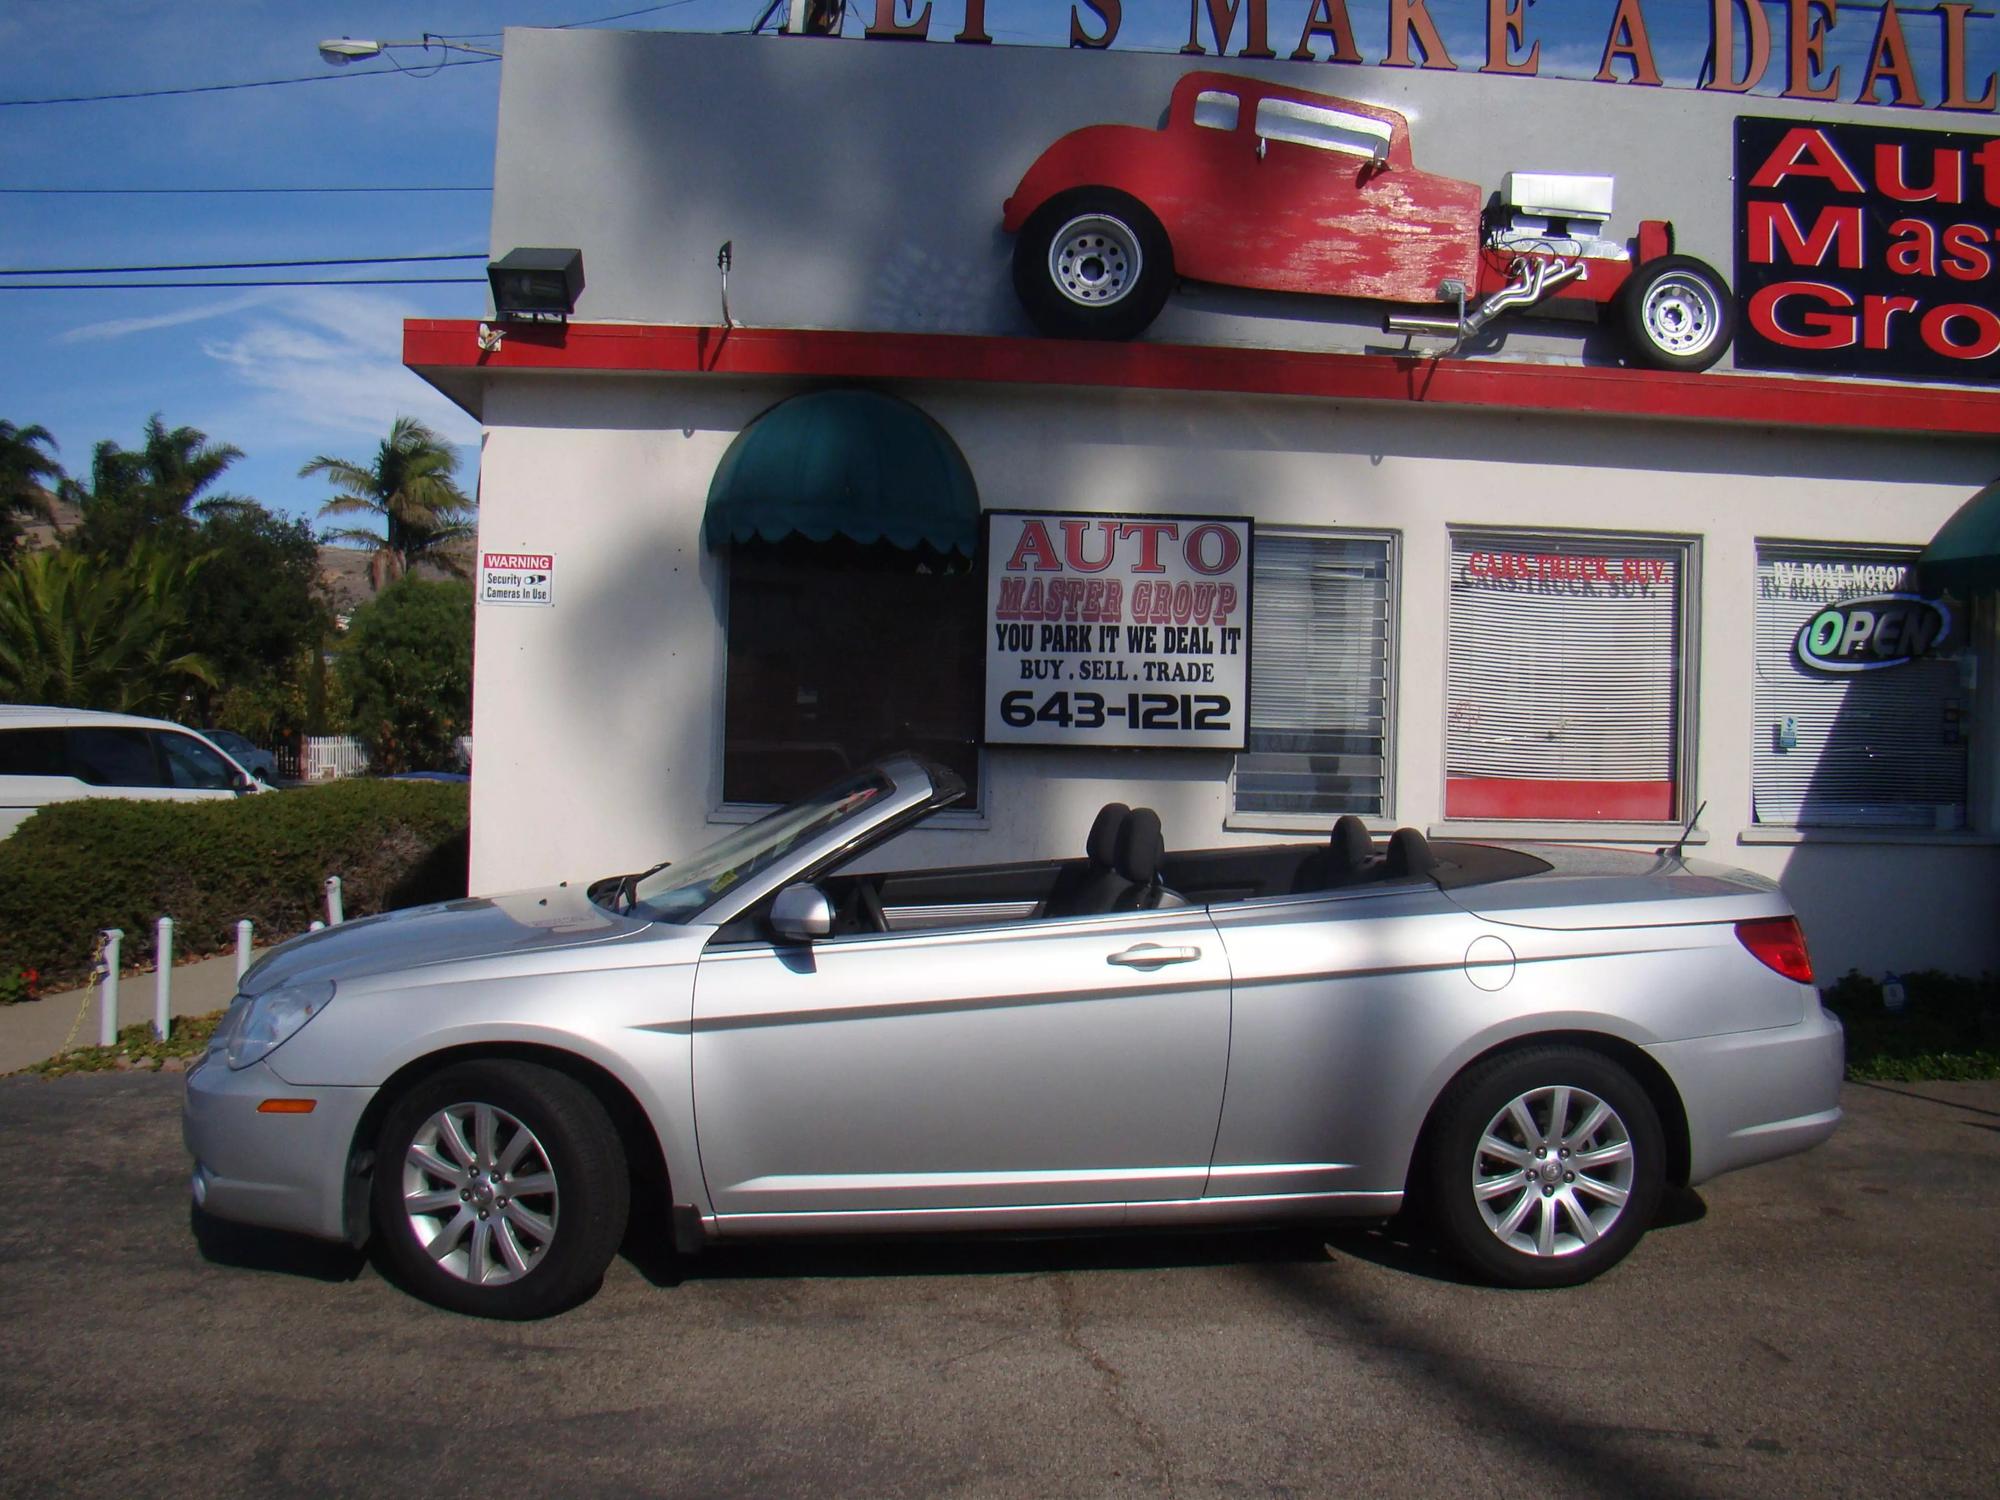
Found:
[479,551,555,607]
[984,511,1251,749]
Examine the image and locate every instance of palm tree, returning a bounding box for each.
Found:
[0,421,62,557]
[300,418,476,588]
[68,414,246,559]
[0,544,216,714]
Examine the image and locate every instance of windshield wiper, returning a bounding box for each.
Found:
[617,861,672,913]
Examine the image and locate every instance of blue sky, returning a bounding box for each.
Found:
[2,2,1978,525]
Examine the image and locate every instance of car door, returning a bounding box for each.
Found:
[691,903,1232,1220]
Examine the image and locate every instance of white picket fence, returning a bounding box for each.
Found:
[291,735,369,782]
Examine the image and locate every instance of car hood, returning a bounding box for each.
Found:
[239,884,650,995]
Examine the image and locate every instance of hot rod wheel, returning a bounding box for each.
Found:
[1621,254,1735,372]
[1014,187,1175,340]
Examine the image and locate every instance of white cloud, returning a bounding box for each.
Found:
[195,288,481,449]
[60,290,280,344]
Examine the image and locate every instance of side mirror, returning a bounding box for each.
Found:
[769,883,835,943]
[230,772,255,794]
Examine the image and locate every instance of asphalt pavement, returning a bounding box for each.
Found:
[0,1072,1994,1498]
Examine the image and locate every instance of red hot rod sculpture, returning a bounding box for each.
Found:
[1002,72,1735,372]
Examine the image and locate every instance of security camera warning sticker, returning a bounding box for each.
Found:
[480,552,555,607]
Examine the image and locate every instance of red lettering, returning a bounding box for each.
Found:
[1876,144,1965,203]
[996,578,1027,619]
[955,0,990,44]
[1863,294,1920,349]
[1943,224,1994,282]
[1115,521,1179,574]
[1060,519,1116,573]
[1749,281,1858,350]
[1747,126,1865,193]
[1005,520,1063,572]
[1184,523,1242,576]
[1922,303,2000,360]
[1746,202,1864,268]
[865,0,931,40]
[1214,585,1239,625]
[1886,219,1939,278]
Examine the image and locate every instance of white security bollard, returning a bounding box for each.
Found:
[98,929,123,1048]
[155,916,174,1042]
[309,920,326,933]
[235,919,253,982]
[324,875,345,926]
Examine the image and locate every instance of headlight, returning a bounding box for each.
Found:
[212,981,337,1070]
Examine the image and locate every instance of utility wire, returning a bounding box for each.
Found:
[0,186,491,196]
[0,253,486,276]
[0,56,495,108]
[0,277,486,291]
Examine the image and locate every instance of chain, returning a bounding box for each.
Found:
[56,932,111,1057]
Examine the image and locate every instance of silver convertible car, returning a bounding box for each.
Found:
[185,755,1843,1318]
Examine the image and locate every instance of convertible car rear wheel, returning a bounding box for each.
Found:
[370,1060,629,1319]
[1424,1046,1664,1288]
[1013,188,1175,340]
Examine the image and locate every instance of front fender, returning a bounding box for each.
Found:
[1002,124,1164,232]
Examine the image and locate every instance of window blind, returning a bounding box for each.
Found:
[1445,533,1685,821]
[1234,532,1393,818]
[1753,547,1968,829]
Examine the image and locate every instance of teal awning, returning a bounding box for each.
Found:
[1921,478,2000,594]
[702,389,980,556]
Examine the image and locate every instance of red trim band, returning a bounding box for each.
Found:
[404,320,2000,436]
[1445,777,1675,822]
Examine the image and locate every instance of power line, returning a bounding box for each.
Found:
[0,186,491,196]
[0,253,486,276]
[0,56,495,108]
[0,278,486,291]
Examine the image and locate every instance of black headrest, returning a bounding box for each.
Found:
[1330,815,1373,873]
[1385,827,1436,879]
[1086,803,1130,869]
[1115,807,1164,885]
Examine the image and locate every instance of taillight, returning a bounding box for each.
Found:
[1736,916,1815,984]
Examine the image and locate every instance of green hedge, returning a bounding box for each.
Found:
[0,781,469,992]
[1822,970,2000,1081]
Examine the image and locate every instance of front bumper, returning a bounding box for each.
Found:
[1646,1004,1845,1186]
[182,1051,376,1245]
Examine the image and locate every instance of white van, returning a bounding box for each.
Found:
[0,705,269,840]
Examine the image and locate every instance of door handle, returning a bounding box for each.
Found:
[1108,944,1201,969]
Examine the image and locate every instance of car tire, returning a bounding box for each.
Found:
[1012,188,1175,340]
[1422,1045,1664,1288]
[370,1060,630,1319]
[1619,254,1734,372]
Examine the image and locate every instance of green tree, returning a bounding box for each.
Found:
[301,417,476,588]
[0,545,215,714]
[67,414,244,560]
[0,421,62,558]
[337,577,473,773]
[182,502,331,725]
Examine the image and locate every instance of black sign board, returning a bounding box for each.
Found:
[1734,114,2000,383]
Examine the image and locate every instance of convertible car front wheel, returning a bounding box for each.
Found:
[1423,1045,1664,1288]
[1013,188,1175,340]
[371,1060,630,1319]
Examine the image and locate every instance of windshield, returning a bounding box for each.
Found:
[625,768,894,924]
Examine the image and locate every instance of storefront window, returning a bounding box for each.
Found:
[1233,531,1395,819]
[723,536,982,807]
[1446,530,1693,822]
[1753,544,1970,829]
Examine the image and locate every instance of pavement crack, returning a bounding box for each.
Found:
[1050,1274,1178,1500]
